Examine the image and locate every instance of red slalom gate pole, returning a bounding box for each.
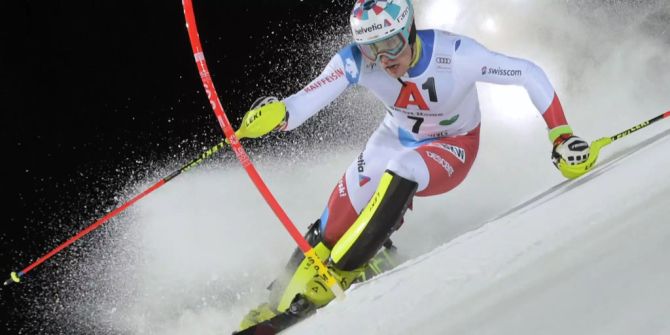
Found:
[4,141,228,286]
[181,0,343,297]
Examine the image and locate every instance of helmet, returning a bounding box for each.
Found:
[350,0,415,62]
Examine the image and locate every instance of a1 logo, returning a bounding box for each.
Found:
[394,82,429,110]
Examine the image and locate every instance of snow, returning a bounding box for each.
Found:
[39,1,669,334]
[110,115,669,335]
[288,130,670,335]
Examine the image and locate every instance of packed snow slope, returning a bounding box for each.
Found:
[288,129,670,335]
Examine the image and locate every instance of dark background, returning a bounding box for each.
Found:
[2,0,351,333]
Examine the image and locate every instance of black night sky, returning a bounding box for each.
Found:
[3,1,352,332]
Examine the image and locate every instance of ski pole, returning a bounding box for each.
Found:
[3,141,228,286]
[558,110,670,179]
[182,0,344,299]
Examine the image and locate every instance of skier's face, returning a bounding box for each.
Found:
[380,43,413,78]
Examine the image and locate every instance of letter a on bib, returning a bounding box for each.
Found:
[395,82,429,110]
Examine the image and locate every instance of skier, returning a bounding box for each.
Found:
[237,0,590,329]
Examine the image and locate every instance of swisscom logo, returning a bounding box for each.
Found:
[482,66,522,77]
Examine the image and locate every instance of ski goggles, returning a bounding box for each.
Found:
[357,33,409,62]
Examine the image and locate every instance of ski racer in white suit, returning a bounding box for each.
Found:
[237,0,590,329]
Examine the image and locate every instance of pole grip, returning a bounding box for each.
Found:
[558,110,669,179]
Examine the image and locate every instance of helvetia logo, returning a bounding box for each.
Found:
[355,23,383,35]
[359,175,371,187]
[357,152,366,173]
[357,152,371,186]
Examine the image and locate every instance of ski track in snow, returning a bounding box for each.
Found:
[17,1,670,334]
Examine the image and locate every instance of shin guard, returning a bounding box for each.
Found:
[331,170,417,271]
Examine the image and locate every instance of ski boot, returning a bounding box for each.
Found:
[359,239,400,282]
[236,244,400,333]
[233,294,316,334]
[238,221,403,331]
[303,265,365,308]
[238,303,279,330]
[303,239,400,307]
